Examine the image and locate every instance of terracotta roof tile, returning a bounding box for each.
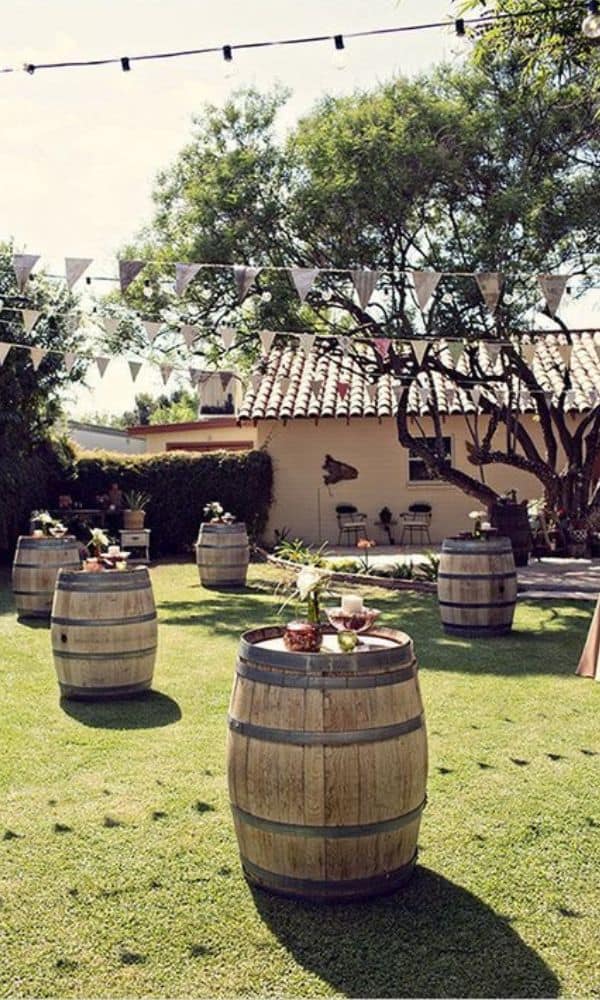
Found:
[239,335,599,421]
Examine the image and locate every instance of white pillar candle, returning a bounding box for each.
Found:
[108,545,120,555]
[481,522,491,531]
[341,594,363,613]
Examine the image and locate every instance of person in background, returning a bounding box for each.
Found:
[105,482,124,537]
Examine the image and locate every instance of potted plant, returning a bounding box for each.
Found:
[203,501,235,524]
[85,527,110,572]
[378,506,396,544]
[123,490,151,530]
[30,510,67,538]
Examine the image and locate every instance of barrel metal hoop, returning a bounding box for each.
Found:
[13,589,53,596]
[231,798,426,839]
[438,599,516,609]
[438,571,516,581]
[236,660,416,689]
[227,712,423,746]
[53,644,157,661]
[56,575,150,592]
[239,627,413,674]
[14,561,80,570]
[51,611,157,627]
[442,623,511,636]
[18,538,76,548]
[241,853,417,897]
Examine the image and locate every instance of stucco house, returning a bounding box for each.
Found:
[129,334,599,547]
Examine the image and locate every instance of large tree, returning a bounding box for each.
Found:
[118,49,600,522]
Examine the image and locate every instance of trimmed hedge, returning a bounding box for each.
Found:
[70,448,273,556]
[0,437,74,559]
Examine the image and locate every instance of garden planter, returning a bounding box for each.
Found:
[50,567,157,699]
[123,509,146,530]
[438,536,517,637]
[12,536,81,620]
[195,522,249,588]
[227,625,427,901]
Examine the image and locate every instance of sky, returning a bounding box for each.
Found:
[1,0,596,419]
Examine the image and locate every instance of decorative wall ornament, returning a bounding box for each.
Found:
[322,454,358,486]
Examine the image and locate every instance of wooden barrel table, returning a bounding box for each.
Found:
[227,626,427,901]
[438,536,517,637]
[12,536,81,620]
[51,567,158,699]
[196,522,249,588]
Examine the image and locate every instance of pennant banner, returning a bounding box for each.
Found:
[219,326,236,351]
[29,346,47,371]
[537,274,567,317]
[310,378,323,398]
[373,337,391,360]
[65,257,92,289]
[220,372,232,392]
[290,267,319,303]
[250,373,262,392]
[160,364,173,385]
[411,340,428,365]
[365,383,378,404]
[337,335,351,355]
[175,262,202,297]
[352,269,380,310]
[486,343,501,367]
[278,376,290,395]
[259,329,276,355]
[448,341,464,364]
[13,254,39,292]
[63,352,77,373]
[181,324,198,349]
[0,342,11,365]
[143,320,163,344]
[119,259,146,292]
[95,356,110,377]
[446,387,457,408]
[337,380,349,400]
[128,361,142,382]
[103,317,120,338]
[233,265,261,302]
[471,386,482,406]
[412,271,441,311]
[21,309,40,333]
[556,343,572,368]
[299,333,315,356]
[476,272,503,312]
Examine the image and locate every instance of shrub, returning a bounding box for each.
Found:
[71,448,273,556]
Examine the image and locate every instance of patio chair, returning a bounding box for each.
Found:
[335,504,368,545]
[399,502,432,545]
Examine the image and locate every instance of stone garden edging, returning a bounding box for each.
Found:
[259,548,437,594]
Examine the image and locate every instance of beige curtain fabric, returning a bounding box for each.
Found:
[576,597,600,679]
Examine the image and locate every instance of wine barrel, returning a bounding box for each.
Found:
[196,523,249,588]
[438,536,517,637]
[12,536,81,620]
[490,500,531,567]
[227,626,427,901]
[51,567,158,699]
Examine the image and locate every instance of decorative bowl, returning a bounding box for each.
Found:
[325,607,380,634]
[283,620,322,653]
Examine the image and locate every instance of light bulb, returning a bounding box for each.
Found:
[143,282,153,299]
[261,290,272,303]
[222,44,235,79]
[333,34,346,70]
[583,1,600,39]
[450,18,470,58]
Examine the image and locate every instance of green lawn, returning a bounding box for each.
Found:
[0,561,599,999]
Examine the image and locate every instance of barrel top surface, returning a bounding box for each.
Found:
[441,536,513,555]
[199,521,247,532]
[56,566,151,589]
[239,625,413,673]
[17,535,77,548]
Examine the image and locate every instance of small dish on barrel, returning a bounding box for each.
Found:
[325,606,380,636]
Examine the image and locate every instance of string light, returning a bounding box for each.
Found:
[333,34,346,71]
[2,3,575,79]
[582,0,600,39]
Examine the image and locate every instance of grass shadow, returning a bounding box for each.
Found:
[251,866,559,998]
[60,690,181,730]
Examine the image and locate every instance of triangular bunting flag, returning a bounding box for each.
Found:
[418,385,431,405]
[520,388,532,408]
[278,376,290,395]
[299,333,315,356]
[188,368,200,386]
[65,257,92,289]
[392,383,403,403]
[13,253,39,292]
[337,381,350,399]
[446,387,457,408]
[290,267,319,303]
[471,386,482,406]
[143,320,163,344]
[544,390,554,405]
[351,269,380,309]
[29,346,47,371]
[486,343,501,367]
[337,336,351,355]
[411,340,428,365]
[310,378,323,398]
[365,383,378,404]
[0,342,11,365]
[95,356,110,377]
[219,326,236,351]
[21,309,40,333]
[250,374,262,392]
[259,330,276,354]
[448,341,464,364]
[589,387,599,407]
[118,259,146,292]
[537,274,567,317]
[556,343,572,368]
[412,271,441,311]
[565,389,576,408]
[181,324,198,349]
[373,338,391,360]
[63,352,77,373]
[233,265,261,302]
[128,361,142,382]
[103,317,120,338]
[475,272,503,312]
[160,364,173,385]
[522,342,536,365]
[175,262,202,297]
[220,372,232,392]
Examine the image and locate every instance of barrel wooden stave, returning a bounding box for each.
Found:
[12,536,81,619]
[196,523,249,588]
[438,537,517,637]
[227,626,427,900]
[51,568,157,699]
